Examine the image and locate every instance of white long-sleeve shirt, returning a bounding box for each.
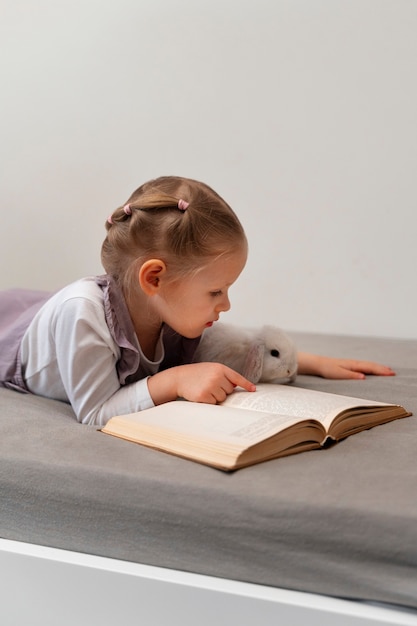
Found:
[20,278,164,426]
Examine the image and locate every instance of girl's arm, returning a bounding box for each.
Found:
[297,352,395,380]
[22,292,156,426]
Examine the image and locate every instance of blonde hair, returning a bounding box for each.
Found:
[101,176,247,290]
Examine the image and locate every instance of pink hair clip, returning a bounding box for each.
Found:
[107,215,113,225]
[123,203,132,215]
[178,199,189,211]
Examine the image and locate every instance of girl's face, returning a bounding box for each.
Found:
[155,247,247,338]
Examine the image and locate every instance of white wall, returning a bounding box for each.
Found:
[1,0,416,339]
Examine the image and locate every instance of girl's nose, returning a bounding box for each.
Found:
[217,294,231,313]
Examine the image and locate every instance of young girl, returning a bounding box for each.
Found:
[0,176,394,425]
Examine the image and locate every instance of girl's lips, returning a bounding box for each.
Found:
[205,321,213,327]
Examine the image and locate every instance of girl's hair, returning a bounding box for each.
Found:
[101,176,247,290]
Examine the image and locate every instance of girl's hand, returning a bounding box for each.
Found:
[297,352,396,380]
[148,362,256,406]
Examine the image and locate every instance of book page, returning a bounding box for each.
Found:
[223,384,389,429]
[106,400,304,448]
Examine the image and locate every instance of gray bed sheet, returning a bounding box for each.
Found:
[1,332,416,610]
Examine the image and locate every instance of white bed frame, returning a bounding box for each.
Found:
[1,538,415,625]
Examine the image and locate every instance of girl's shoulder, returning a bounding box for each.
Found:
[50,276,105,306]
[36,277,108,324]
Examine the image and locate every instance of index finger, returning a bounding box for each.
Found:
[225,367,257,392]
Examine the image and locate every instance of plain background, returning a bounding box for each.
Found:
[1,0,416,339]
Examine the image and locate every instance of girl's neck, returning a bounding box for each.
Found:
[125,291,163,361]
[135,323,162,361]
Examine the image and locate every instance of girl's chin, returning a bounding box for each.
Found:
[174,327,205,339]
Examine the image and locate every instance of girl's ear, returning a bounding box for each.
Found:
[138,259,167,296]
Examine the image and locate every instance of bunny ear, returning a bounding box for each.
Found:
[242,342,264,383]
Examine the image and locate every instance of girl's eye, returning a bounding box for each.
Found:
[210,290,223,297]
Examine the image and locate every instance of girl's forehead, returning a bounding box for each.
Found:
[200,248,247,280]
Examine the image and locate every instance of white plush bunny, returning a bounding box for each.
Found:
[193,323,297,384]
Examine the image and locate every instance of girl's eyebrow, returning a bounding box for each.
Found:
[210,282,232,290]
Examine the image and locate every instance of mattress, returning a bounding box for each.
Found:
[0,332,416,610]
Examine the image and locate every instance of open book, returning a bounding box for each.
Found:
[101,384,411,471]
